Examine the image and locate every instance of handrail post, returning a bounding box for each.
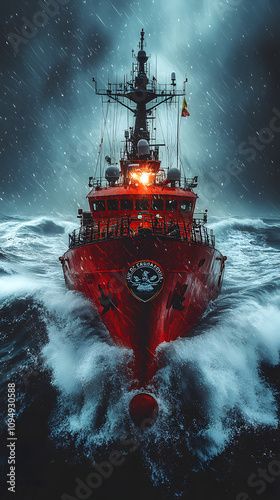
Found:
[107,218,110,240]
[206,228,209,246]
[183,219,187,241]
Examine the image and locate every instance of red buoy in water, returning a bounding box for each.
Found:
[129,393,158,427]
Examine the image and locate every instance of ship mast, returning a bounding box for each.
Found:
[133,28,150,151]
[92,29,187,160]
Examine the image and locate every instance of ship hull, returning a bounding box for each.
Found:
[61,236,225,384]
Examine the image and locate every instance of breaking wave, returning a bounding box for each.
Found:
[1,214,280,495]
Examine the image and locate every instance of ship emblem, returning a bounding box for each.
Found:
[126,261,164,302]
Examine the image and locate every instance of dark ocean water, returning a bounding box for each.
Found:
[1,214,280,500]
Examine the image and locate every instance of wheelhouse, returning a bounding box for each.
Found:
[88,192,196,220]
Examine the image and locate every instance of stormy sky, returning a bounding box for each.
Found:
[0,0,280,217]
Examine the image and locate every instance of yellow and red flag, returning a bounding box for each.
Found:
[181,96,190,117]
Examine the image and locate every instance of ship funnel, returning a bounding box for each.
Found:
[137,139,150,157]
[129,393,158,427]
[105,166,120,185]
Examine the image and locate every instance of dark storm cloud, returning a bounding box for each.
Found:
[0,0,112,213]
[0,0,279,215]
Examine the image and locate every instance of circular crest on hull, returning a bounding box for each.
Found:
[126,260,164,302]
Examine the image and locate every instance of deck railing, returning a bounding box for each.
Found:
[68,214,215,249]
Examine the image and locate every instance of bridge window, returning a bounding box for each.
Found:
[166,199,178,211]
[151,197,164,211]
[179,201,193,212]
[135,197,149,210]
[92,200,105,211]
[120,199,133,210]
[107,199,119,211]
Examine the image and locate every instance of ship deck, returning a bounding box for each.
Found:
[68,214,215,250]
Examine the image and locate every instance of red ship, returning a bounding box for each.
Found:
[60,30,226,423]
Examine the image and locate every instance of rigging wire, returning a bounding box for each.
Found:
[165,100,178,167]
[113,100,118,160]
[105,99,122,163]
[114,100,122,161]
[105,102,112,156]
[164,102,170,167]
[178,97,188,179]
[157,111,167,165]
[157,100,177,168]
[176,97,180,170]
[93,100,109,181]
